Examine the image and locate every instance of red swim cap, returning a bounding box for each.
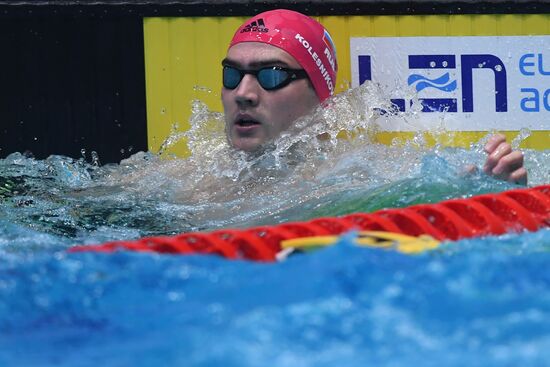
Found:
[229,9,338,102]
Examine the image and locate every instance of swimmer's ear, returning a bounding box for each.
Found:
[306,78,315,90]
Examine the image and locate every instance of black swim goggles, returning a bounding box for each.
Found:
[222,65,308,91]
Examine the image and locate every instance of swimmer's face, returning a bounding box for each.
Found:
[221,42,319,152]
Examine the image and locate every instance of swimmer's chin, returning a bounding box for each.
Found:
[229,137,266,153]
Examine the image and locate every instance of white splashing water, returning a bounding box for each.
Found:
[1,82,548,239]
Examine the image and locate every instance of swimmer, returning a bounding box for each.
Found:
[221,9,527,184]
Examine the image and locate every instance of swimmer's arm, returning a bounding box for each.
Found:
[483,133,527,185]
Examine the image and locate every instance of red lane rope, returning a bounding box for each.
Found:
[70,185,550,261]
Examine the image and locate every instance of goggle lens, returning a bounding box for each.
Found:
[223,66,307,91]
[223,67,243,89]
[257,68,289,90]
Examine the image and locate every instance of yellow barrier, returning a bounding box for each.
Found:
[144,14,550,157]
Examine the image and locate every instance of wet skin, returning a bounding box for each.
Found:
[221,42,319,152]
[484,133,527,185]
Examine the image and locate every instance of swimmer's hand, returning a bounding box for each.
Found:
[483,133,527,185]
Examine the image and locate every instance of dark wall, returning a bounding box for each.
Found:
[0,14,147,163]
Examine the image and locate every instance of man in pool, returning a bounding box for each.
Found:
[221,9,527,184]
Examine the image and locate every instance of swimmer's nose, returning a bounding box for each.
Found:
[234,74,260,106]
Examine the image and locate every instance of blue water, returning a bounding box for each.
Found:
[1,226,549,366]
[0,92,549,366]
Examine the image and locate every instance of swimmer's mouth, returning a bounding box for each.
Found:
[235,119,261,127]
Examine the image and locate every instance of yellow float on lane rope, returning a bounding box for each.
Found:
[278,231,441,260]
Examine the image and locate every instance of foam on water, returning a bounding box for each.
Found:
[0,82,549,366]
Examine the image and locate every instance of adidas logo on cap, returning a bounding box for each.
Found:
[240,18,269,33]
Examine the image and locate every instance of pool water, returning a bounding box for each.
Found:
[2,226,550,366]
[0,85,549,366]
